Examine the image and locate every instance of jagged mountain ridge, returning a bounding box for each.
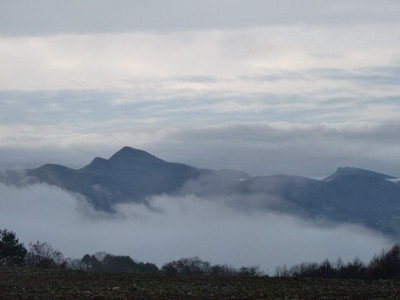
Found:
[2,146,400,237]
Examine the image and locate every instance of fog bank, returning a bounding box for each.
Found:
[0,183,391,272]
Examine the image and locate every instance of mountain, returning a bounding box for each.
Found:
[1,146,400,237]
[324,167,396,181]
[21,147,248,211]
[24,147,203,210]
[235,169,400,236]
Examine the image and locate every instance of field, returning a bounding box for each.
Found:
[1,267,400,299]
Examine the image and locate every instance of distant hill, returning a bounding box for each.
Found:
[1,146,400,237]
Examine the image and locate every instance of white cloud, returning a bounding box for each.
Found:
[0,183,391,273]
[1,25,399,91]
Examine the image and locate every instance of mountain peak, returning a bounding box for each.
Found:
[324,167,394,181]
[108,147,164,163]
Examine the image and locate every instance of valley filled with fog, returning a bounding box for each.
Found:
[0,181,391,273]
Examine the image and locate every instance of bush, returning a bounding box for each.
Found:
[79,252,159,273]
[161,257,263,276]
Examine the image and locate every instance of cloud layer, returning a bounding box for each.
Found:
[1,26,400,90]
[0,182,391,273]
[1,121,400,178]
[1,0,400,35]
[1,2,400,177]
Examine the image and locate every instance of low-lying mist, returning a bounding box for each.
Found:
[0,182,392,273]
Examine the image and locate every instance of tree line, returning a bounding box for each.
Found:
[0,228,261,276]
[3,228,400,279]
[0,229,67,269]
[275,244,400,279]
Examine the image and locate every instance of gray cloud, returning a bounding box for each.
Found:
[2,65,400,128]
[1,120,400,178]
[0,89,120,126]
[158,122,400,177]
[0,182,391,272]
[1,1,400,36]
[307,67,400,87]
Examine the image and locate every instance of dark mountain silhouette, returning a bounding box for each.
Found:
[25,147,209,210]
[1,146,400,237]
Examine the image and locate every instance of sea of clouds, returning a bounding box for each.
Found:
[0,182,391,273]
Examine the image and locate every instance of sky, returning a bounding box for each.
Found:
[0,0,400,177]
[1,0,400,270]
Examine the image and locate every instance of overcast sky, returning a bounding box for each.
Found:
[1,0,400,178]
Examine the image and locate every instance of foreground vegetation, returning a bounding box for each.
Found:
[2,267,400,299]
[0,229,262,276]
[3,228,400,298]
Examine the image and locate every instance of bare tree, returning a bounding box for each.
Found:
[238,265,263,276]
[26,241,66,269]
[368,244,400,279]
